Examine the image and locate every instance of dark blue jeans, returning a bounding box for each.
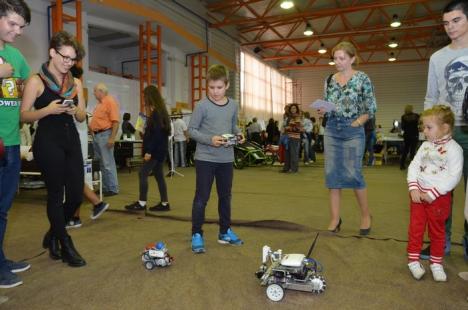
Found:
[0,145,20,270]
[192,160,233,235]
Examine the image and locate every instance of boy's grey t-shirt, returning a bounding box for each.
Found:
[424,45,468,126]
[188,97,240,163]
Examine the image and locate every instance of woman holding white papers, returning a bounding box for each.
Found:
[316,41,377,235]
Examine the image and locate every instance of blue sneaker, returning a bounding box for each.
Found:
[5,260,30,273]
[0,270,22,288]
[218,228,243,246]
[191,233,205,253]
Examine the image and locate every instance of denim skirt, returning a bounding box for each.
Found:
[324,116,366,189]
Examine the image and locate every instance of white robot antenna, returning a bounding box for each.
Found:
[262,246,271,264]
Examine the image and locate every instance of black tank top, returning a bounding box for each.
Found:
[34,76,78,140]
[34,76,77,128]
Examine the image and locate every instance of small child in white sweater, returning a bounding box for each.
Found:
[406,105,463,282]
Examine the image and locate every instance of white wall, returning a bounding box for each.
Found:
[291,62,429,132]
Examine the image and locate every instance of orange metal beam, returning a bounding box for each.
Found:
[139,24,144,112]
[210,0,429,28]
[207,0,263,12]
[76,0,82,43]
[146,22,151,87]
[238,8,439,34]
[242,23,442,47]
[157,25,162,90]
[139,22,162,110]
[279,58,430,70]
[262,44,433,61]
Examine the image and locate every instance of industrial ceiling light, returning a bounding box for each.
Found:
[318,43,327,54]
[296,58,303,65]
[304,23,313,36]
[280,0,294,10]
[388,52,396,62]
[328,58,335,66]
[253,46,262,53]
[390,14,401,28]
[388,38,398,48]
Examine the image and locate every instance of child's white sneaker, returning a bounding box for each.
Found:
[408,261,425,280]
[430,263,447,282]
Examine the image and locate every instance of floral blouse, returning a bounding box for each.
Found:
[323,71,377,119]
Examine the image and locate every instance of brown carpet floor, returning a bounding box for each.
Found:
[1,157,467,309]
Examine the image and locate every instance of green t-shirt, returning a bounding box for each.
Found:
[0,44,30,146]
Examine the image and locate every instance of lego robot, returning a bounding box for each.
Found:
[141,242,173,270]
[255,233,326,302]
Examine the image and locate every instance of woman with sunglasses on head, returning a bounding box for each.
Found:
[20,31,86,267]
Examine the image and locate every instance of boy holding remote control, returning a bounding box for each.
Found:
[188,64,245,253]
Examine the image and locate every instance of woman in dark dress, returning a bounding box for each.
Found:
[21,31,87,267]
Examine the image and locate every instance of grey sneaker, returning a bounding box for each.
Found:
[5,260,30,273]
[0,270,22,288]
[91,202,109,220]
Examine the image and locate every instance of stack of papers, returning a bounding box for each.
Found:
[310,99,336,112]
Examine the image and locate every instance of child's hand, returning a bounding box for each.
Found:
[144,153,152,161]
[410,190,422,203]
[420,192,434,203]
[237,133,245,144]
[211,135,225,147]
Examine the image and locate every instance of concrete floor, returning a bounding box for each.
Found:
[1,158,467,309]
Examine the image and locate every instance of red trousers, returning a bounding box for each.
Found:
[407,193,450,264]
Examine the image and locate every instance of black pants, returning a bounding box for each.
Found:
[400,136,418,168]
[192,160,233,235]
[139,158,168,202]
[33,128,83,239]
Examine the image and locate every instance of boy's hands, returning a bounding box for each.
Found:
[237,133,245,144]
[212,135,225,147]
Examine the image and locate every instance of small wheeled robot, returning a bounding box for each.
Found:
[255,233,326,302]
[141,241,174,270]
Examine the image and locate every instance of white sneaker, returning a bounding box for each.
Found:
[430,263,447,282]
[408,261,425,280]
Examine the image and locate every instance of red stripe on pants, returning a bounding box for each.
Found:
[407,193,450,263]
